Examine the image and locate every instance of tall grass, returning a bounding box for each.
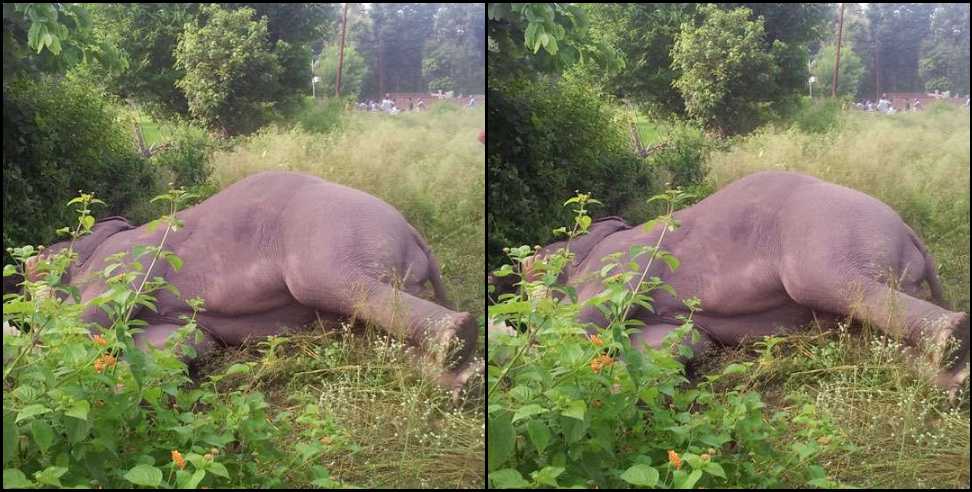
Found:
[704,105,970,488]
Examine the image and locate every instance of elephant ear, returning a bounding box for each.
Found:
[72,216,135,266]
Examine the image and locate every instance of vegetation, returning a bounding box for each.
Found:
[5,2,486,488]
[488,2,969,489]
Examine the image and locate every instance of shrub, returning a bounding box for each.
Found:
[791,98,843,134]
[487,75,656,268]
[152,123,214,188]
[296,97,347,134]
[487,192,846,488]
[2,75,161,259]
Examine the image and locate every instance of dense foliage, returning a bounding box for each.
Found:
[487,75,654,269]
[2,75,159,255]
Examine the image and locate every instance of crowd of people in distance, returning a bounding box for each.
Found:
[854,93,971,114]
[355,93,478,114]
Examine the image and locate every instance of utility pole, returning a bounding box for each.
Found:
[832,3,844,97]
[336,3,349,97]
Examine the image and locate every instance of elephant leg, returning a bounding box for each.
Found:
[289,275,478,392]
[784,274,969,384]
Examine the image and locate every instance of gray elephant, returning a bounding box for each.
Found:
[491,171,969,390]
[24,171,478,392]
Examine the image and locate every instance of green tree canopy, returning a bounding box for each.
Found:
[812,43,866,98]
[175,4,282,135]
[671,5,778,134]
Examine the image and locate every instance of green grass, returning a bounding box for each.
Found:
[634,113,666,146]
[702,104,970,488]
[206,105,485,488]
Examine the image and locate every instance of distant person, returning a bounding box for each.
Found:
[913,98,921,111]
[866,100,873,112]
[877,97,890,113]
[381,96,393,113]
[904,101,910,112]
[417,99,425,111]
[408,97,414,111]
[466,96,476,109]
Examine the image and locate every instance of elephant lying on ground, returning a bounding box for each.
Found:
[490,171,969,390]
[23,171,478,393]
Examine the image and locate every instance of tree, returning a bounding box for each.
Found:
[422,4,485,94]
[812,43,865,98]
[671,5,777,134]
[919,3,970,95]
[316,43,366,100]
[88,3,195,116]
[588,3,829,118]
[3,3,126,78]
[175,4,281,135]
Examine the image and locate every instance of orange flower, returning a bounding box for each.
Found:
[171,449,187,470]
[93,354,117,373]
[590,334,604,347]
[91,334,108,346]
[668,449,682,470]
[590,354,614,373]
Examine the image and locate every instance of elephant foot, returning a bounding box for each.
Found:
[925,313,969,368]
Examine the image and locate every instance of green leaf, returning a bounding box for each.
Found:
[577,215,592,232]
[164,254,183,272]
[124,464,163,487]
[30,420,54,452]
[561,400,586,421]
[34,466,68,487]
[16,404,51,423]
[224,363,251,376]
[526,419,552,454]
[3,469,32,488]
[488,301,532,315]
[490,469,530,489]
[3,412,17,468]
[721,363,748,376]
[65,400,90,421]
[532,466,565,487]
[512,404,548,423]
[208,462,229,479]
[620,464,659,487]
[487,412,514,471]
[178,468,206,489]
[679,469,703,489]
[704,461,727,479]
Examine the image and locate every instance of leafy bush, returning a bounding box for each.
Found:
[2,191,346,488]
[791,98,843,134]
[152,123,214,188]
[296,97,347,134]
[487,75,655,268]
[646,122,710,189]
[2,74,161,260]
[487,192,845,488]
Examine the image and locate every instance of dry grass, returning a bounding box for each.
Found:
[703,105,970,488]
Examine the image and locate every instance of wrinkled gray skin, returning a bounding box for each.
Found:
[495,171,970,390]
[37,172,477,391]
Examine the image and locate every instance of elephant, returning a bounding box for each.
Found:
[21,171,478,393]
[490,171,969,391]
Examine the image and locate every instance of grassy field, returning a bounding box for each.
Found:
[702,104,970,488]
[202,104,486,488]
